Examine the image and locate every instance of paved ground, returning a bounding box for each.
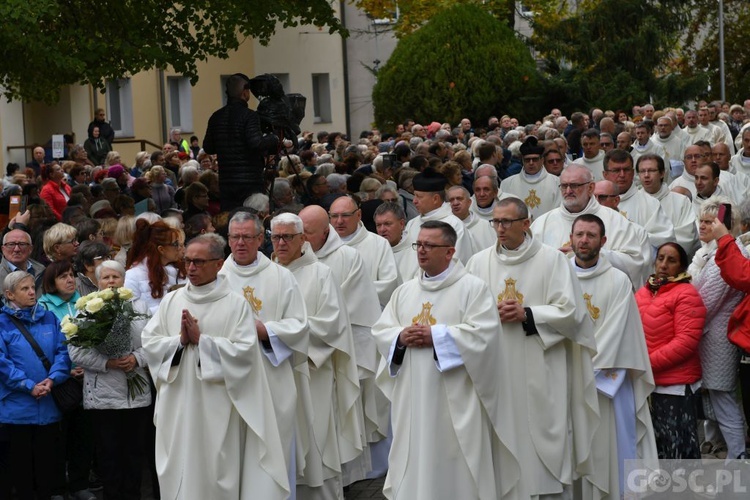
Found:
[345,477,386,499]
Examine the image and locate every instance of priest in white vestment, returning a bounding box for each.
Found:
[466,197,599,499]
[630,123,667,169]
[502,136,561,220]
[730,128,750,177]
[373,220,523,500]
[328,196,400,307]
[603,149,675,248]
[447,185,496,253]
[270,213,363,499]
[637,154,699,258]
[218,212,309,498]
[709,103,735,154]
[572,129,606,180]
[374,203,414,282]
[142,234,288,500]
[569,214,658,499]
[403,167,474,263]
[683,110,713,146]
[469,165,513,221]
[299,206,384,482]
[531,164,652,289]
[651,116,687,166]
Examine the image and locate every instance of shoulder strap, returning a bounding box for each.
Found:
[7,314,52,371]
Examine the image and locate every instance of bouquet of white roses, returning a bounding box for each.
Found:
[64,287,150,399]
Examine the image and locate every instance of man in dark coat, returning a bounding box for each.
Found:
[203,73,279,211]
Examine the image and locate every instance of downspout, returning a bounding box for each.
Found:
[158,69,168,144]
[340,0,351,137]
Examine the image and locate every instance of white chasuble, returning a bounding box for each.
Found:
[372,263,523,500]
[465,236,599,497]
[345,222,401,307]
[312,231,385,481]
[391,236,417,283]
[462,211,497,253]
[531,197,652,289]
[283,250,364,492]
[219,253,310,485]
[649,184,699,258]
[619,185,675,248]
[501,168,561,221]
[573,150,605,181]
[142,278,288,500]
[573,257,657,500]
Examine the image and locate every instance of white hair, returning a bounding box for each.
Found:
[271,213,303,233]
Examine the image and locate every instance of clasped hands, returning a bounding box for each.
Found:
[31,377,53,399]
[398,324,434,348]
[180,309,201,346]
[498,299,525,323]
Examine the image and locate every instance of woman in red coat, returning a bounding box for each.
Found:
[635,242,707,459]
[39,163,72,221]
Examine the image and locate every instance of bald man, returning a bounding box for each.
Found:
[299,205,390,483]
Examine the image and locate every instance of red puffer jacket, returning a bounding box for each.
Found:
[715,234,750,352]
[635,280,706,386]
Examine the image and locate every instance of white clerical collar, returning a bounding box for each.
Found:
[742,155,750,164]
[340,231,356,242]
[235,255,260,268]
[635,142,649,151]
[573,258,600,273]
[500,234,531,253]
[522,169,543,181]
[475,201,495,215]
[423,260,455,281]
[423,205,442,218]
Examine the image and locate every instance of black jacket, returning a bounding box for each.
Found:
[203,98,278,210]
[87,119,115,146]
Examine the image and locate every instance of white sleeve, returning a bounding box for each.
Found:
[432,324,464,372]
[260,325,293,367]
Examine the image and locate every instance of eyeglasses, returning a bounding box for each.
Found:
[270,233,301,243]
[523,156,541,163]
[596,194,618,201]
[546,158,563,164]
[228,233,262,242]
[489,218,526,228]
[329,210,359,220]
[3,242,31,249]
[559,182,590,191]
[411,242,452,251]
[64,238,78,245]
[183,258,221,268]
[166,241,184,248]
[600,142,613,147]
[604,167,633,175]
[685,154,703,160]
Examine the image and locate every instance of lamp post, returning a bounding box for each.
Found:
[719,0,725,101]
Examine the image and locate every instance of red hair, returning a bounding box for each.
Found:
[127,219,185,299]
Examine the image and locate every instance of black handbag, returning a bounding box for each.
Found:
[8,314,82,413]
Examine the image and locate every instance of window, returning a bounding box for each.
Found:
[167,76,193,132]
[312,73,331,124]
[105,78,133,137]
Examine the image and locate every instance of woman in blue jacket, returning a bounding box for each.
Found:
[0,270,71,499]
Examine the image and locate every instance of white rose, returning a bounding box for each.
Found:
[75,295,90,310]
[98,288,114,300]
[117,287,134,300]
[85,297,105,313]
[61,321,78,339]
[61,314,72,326]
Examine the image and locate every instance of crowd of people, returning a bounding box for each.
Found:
[2,95,750,500]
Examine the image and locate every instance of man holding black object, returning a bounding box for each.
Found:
[203,73,279,211]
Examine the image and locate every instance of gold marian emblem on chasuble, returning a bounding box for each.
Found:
[242,286,263,314]
[498,278,524,305]
[412,302,437,326]
[619,210,628,219]
[525,189,541,209]
[583,293,600,321]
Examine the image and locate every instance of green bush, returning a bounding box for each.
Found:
[372,4,539,130]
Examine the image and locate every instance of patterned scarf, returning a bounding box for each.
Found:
[646,272,692,293]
